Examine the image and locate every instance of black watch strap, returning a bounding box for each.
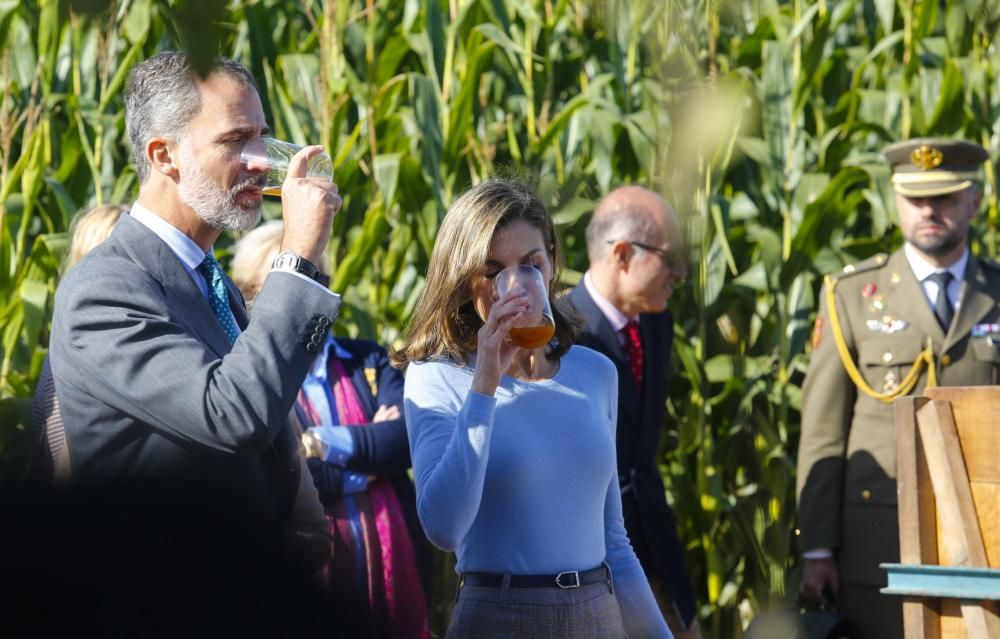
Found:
[272,250,322,282]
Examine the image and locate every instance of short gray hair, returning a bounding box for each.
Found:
[585,203,660,262]
[125,51,258,183]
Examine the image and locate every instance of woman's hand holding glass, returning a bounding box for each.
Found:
[471,287,529,396]
[493,265,555,349]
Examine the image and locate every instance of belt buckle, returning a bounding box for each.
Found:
[555,570,580,589]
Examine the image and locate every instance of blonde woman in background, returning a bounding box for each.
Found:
[232,221,431,639]
[64,205,129,271]
[30,204,128,484]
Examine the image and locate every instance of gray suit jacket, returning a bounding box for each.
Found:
[49,213,340,527]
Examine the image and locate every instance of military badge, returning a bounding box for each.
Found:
[861,283,877,298]
[882,370,900,393]
[869,295,885,312]
[890,272,901,284]
[972,323,1000,338]
[911,145,944,171]
[365,367,378,396]
[811,317,824,349]
[866,316,908,334]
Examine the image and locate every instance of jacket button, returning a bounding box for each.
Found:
[940,354,952,366]
[862,489,871,501]
[882,352,893,363]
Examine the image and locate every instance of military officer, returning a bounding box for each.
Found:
[796,138,998,638]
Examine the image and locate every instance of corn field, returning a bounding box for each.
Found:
[3,0,1000,636]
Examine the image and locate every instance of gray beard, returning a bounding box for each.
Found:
[178,151,262,231]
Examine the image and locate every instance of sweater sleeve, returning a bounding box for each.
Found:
[605,475,673,638]
[601,365,673,638]
[403,361,496,551]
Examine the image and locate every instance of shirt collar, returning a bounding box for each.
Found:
[903,242,969,284]
[308,333,351,379]
[583,271,637,333]
[129,202,213,271]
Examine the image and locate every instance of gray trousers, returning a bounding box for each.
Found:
[446,575,626,638]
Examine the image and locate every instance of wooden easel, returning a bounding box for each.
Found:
[889,387,1000,638]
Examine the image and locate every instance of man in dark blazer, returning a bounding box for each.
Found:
[41,52,342,632]
[568,186,697,636]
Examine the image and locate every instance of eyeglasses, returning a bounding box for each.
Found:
[606,238,681,264]
[606,239,668,259]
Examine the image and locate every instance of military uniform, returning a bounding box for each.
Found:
[796,139,997,639]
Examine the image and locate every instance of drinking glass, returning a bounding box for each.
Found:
[493,265,555,349]
[239,137,333,196]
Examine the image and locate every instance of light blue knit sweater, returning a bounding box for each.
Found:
[404,345,672,638]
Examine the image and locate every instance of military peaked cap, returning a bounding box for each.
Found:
[882,137,989,197]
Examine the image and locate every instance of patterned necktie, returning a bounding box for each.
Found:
[927,271,954,331]
[622,320,644,389]
[197,254,240,344]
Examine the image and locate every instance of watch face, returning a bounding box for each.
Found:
[274,252,298,270]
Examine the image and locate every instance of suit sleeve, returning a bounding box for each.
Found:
[52,262,340,455]
[796,279,856,553]
[344,347,411,476]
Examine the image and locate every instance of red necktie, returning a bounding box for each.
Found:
[622,320,644,389]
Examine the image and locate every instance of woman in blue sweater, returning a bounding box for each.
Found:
[393,178,671,638]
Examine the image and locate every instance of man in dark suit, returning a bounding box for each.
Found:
[39,51,342,632]
[568,185,697,637]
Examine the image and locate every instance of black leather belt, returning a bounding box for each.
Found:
[461,564,609,590]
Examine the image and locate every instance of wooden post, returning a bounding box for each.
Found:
[895,395,940,638]
[915,400,1000,638]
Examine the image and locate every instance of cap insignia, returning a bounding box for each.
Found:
[911,145,943,171]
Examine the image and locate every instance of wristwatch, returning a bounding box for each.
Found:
[271,250,323,283]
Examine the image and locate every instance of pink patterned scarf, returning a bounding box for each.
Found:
[326,357,429,639]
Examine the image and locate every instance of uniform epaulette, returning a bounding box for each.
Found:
[828,253,889,281]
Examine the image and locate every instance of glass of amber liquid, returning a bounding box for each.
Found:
[493,265,555,349]
[239,137,333,196]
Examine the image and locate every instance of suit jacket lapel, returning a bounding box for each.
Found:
[944,256,995,353]
[116,214,235,358]
[224,277,249,331]
[885,249,945,343]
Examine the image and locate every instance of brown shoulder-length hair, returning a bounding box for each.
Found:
[391,177,579,369]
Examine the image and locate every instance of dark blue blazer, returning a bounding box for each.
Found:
[568,282,696,627]
[302,338,431,592]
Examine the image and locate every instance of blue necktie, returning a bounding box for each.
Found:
[198,254,240,344]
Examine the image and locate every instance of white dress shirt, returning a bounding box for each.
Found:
[903,242,968,315]
[129,202,242,339]
[583,271,639,347]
